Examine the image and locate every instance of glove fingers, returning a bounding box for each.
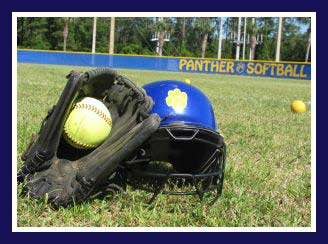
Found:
[77,113,161,183]
[18,72,85,183]
[26,175,51,199]
[37,72,85,153]
[25,159,78,208]
[28,179,67,208]
[83,68,118,97]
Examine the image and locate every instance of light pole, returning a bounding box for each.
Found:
[235,17,242,60]
[109,17,115,55]
[217,17,223,59]
[242,17,247,60]
[92,17,97,53]
[275,17,283,62]
[230,17,262,60]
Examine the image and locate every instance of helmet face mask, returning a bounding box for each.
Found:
[121,80,226,204]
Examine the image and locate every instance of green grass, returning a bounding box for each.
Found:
[17,63,311,227]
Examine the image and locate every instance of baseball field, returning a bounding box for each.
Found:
[17,63,311,227]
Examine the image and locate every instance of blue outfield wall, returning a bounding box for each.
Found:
[18,49,311,80]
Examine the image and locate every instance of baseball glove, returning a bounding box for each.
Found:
[17,68,160,208]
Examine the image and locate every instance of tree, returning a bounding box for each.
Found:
[62,18,71,51]
[305,20,311,62]
[182,17,186,42]
[17,17,52,49]
[296,17,311,62]
[248,18,257,60]
[175,17,194,57]
[153,17,173,56]
[194,17,214,58]
[17,17,311,62]
[280,18,308,62]
[221,17,234,59]
[157,17,165,56]
[255,17,276,60]
[115,17,154,55]
[175,17,186,54]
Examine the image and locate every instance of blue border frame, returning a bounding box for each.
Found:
[1,0,325,242]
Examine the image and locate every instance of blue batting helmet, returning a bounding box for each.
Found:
[123,80,226,204]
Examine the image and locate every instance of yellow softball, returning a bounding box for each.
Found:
[290,100,307,113]
[63,97,112,149]
[184,78,191,84]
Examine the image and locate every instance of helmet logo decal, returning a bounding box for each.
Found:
[165,88,188,113]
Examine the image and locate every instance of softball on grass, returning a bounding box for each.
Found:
[63,97,112,149]
[184,78,191,84]
[290,100,307,113]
